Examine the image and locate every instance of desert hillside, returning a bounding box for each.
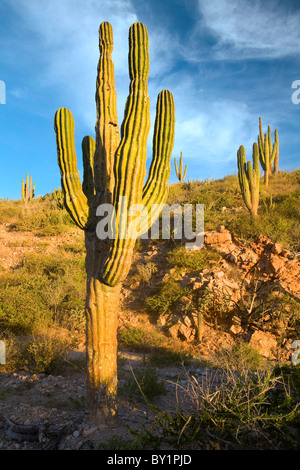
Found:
[0,170,299,450]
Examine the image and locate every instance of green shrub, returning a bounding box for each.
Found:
[23,332,72,374]
[167,246,221,272]
[0,253,86,334]
[137,365,300,450]
[119,366,166,401]
[145,279,191,316]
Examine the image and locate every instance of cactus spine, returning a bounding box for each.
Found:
[21,174,35,202]
[54,22,175,422]
[237,143,260,218]
[258,117,278,186]
[174,151,187,182]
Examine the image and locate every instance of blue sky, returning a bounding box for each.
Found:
[0,0,300,200]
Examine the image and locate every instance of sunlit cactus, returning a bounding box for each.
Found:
[257,117,279,185]
[237,143,260,218]
[54,22,175,422]
[272,128,279,175]
[21,174,35,202]
[52,187,64,209]
[174,151,187,182]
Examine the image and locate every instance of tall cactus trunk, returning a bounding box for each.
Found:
[85,232,121,422]
[264,168,269,187]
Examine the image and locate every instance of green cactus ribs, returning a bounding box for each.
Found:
[53,21,175,422]
[237,143,260,218]
[21,174,35,202]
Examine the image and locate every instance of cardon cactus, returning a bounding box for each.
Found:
[21,174,35,202]
[52,187,64,209]
[258,117,279,185]
[272,128,279,175]
[237,143,260,217]
[54,22,175,422]
[174,151,187,182]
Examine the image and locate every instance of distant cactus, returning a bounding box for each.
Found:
[52,187,64,209]
[237,143,260,218]
[272,129,279,175]
[174,152,187,182]
[263,192,275,212]
[54,22,175,422]
[257,117,279,185]
[21,174,35,202]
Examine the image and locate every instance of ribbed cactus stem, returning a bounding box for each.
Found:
[174,151,187,182]
[237,143,260,218]
[21,179,25,201]
[95,22,120,198]
[53,21,175,422]
[272,129,279,174]
[82,135,96,204]
[141,89,175,232]
[54,108,90,229]
[100,23,153,287]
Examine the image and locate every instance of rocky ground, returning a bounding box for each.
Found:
[0,223,299,450]
[0,354,228,450]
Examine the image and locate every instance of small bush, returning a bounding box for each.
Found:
[167,246,221,272]
[213,342,264,371]
[135,262,158,285]
[145,279,191,316]
[23,332,72,375]
[119,366,166,401]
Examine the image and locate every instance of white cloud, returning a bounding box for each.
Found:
[6,0,138,126]
[174,98,256,167]
[197,0,300,59]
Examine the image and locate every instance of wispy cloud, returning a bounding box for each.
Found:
[196,0,300,60]
[5,0,138,125]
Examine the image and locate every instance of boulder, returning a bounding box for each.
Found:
[204,228,232,246]
[248,330,278,359]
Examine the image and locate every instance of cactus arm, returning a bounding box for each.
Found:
[237,145,252,212]
[25,174,29,201]
[268,125,272,156]
[253,141,260,187]
[179,151,183,177]
[270,140,277,166]
[182,164,187,182]
[258,134,264,168]
[31,181,35,199]
[273,129,279,174]
[54,107,90,230]
[101,22,151,286]
[141,89,175,231]
[249,143,260,215]
[237,144,259,217]
[94,21,120,198]
[82,135,96,204]
[259,117,264,146]
[21,179,25,201]
[174,156,179,180]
